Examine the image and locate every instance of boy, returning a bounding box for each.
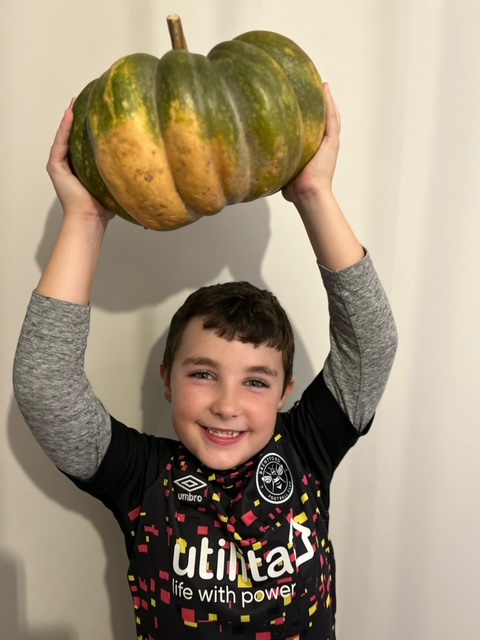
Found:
[13,85,397,639]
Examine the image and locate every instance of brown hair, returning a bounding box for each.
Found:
[163,281,294,394]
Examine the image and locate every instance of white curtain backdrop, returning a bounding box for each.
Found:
[2,0,479,637]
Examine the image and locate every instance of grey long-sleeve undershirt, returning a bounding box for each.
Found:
[12,253,397,482]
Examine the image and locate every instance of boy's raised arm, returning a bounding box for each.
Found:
[13,103,114,480]
[37,101,114,304]
[283,83,365,271]
[284,84,397,430]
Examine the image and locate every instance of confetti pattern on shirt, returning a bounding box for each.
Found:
[126,434,337,639]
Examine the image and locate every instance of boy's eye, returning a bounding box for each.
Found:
[245,379,269,389]
[189,370,214,380]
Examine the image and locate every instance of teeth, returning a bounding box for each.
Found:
[207,428,241,439]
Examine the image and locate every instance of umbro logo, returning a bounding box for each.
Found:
[174,475,207,503]
[174,475,207,492]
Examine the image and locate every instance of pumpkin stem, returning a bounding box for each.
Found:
[167,15,188,51]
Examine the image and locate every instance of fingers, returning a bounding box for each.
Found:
[47,99,75,176]
[323,83,341,138]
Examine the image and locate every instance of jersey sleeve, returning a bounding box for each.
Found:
[278,371,366,496]
[320,252,398,431]
[65,417,177,548]
[277,253,397,501]
[13,291,112,480]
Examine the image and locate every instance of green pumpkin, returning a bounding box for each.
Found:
[69,16,325,231]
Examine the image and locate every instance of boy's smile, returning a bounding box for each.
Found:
[161,317,295,470]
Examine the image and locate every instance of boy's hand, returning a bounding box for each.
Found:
[281,84,364,269]
[46,101,114,222]
[282,83,340,204]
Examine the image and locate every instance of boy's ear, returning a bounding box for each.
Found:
[160,363,172,403]
[277,377,296,411]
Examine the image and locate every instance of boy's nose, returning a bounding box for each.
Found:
[210,384,239,419]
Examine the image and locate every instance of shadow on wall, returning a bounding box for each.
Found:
[9,196,316,637]
[36,196,316,414]
[7,401,135,640]
[0,550,77,639]
[36,197,276,312]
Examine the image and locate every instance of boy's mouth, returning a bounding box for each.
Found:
[200,425,245,443]
[206,427,241,439]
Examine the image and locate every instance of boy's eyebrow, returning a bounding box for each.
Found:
[246,365,278,378]
[181,357,278,377]
[182,356,219,368]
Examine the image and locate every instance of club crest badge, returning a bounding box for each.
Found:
[256,453,294,504]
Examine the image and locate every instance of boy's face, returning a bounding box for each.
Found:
[161,317,295,471]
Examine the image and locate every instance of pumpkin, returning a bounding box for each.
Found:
[68,15,326,230]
